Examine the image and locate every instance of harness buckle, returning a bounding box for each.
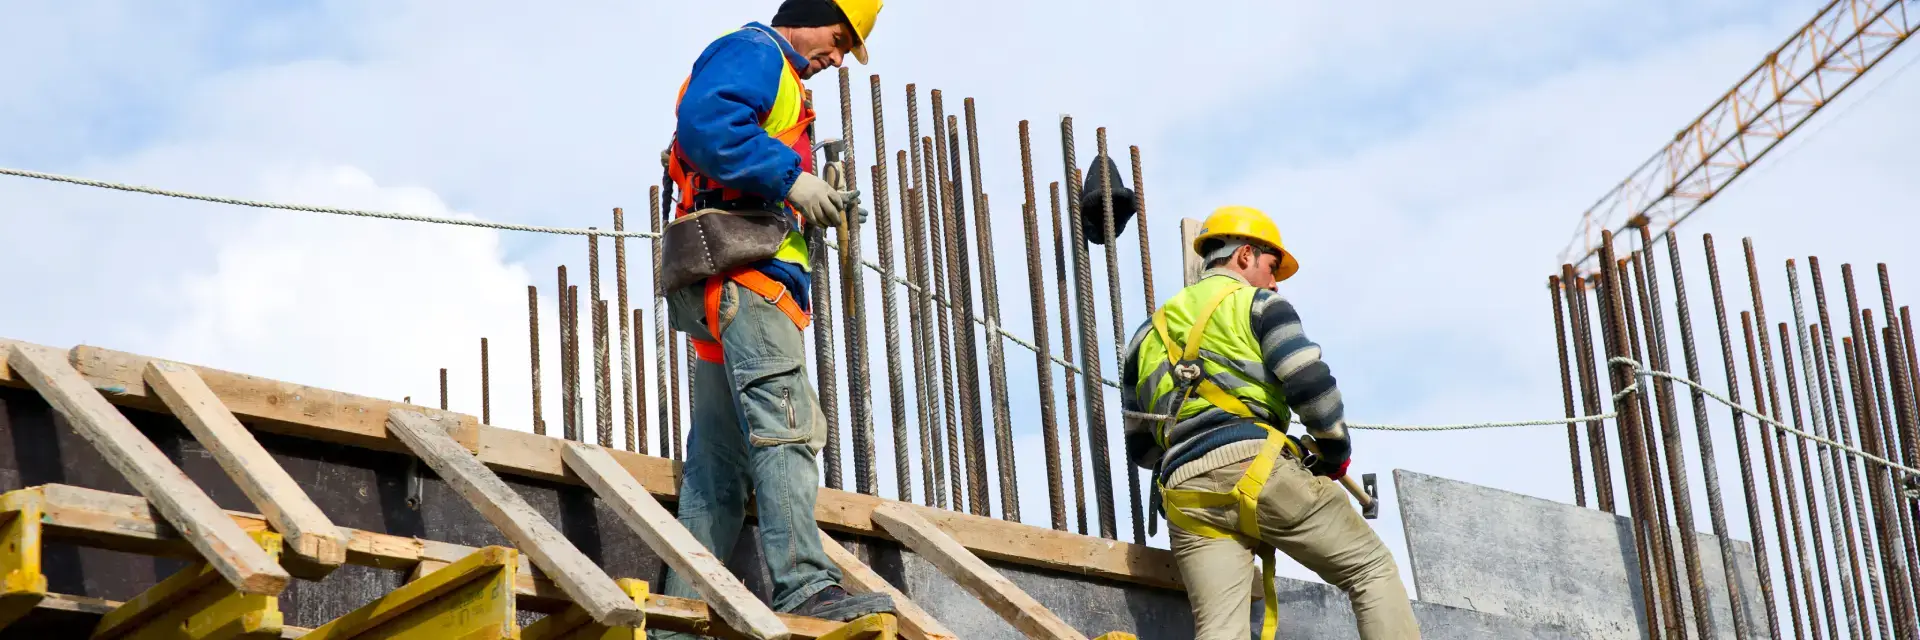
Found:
[1173,361,1203,383]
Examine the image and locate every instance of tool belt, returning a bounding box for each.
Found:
[656,205,795,296]
[1160,427,1298,640]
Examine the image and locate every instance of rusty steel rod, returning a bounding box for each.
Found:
[1632,238,1714,639]
[1063,116,1117,539]
[923,135,960,510]
[1811,257,1877,634]
[1021,121,1067,530]
[1551,276,1589,507]
[529,285,544,436]
[1097,128,1146,544]
[1876,268,1920,587]
[633,307,647,454]
[653,186,671,458]
[1790,258,1867,637]
[1054,182,1090,535]
[1843,268,1901,640]
[1597,234,1666,635]
[810,144,842,490]
[1862,314,1919,637]
[616,208,634,454]
[964,100,1020,521]
[1661,236,1763,637]
[440,368,448,411]
[596,300,613,447]
[481,337,491,425]
[905,86,944,509]
[1130,146,1155,307]
[1565,265,1617,513]
[590,229,607,445]
[1839,336,1896,640]
[837,68,876,496]
[1620,255,1683,639]
[1780,320,1839,640]
[560,266,575,441]
[944,110,989,515]
[868,75,910,503]
[1733,238,1804,640]
[932,94,976,511]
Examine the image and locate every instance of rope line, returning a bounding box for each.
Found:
[11,166,1920,478]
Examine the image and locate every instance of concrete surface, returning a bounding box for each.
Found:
[1398,469,1771,639]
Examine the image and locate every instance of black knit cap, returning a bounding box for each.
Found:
[771,0,851,29]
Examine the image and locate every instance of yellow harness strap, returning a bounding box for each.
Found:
[1149,284,1254,449]
[1161,430,1296,640]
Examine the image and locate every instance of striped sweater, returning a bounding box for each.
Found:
[1121,268,1351,485]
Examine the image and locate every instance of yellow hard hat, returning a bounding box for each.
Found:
[831,0,883,64]
[1194,205,1299,282]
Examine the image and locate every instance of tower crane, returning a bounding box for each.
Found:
[1559,0,1918,275]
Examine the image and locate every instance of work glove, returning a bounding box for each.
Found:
[787,172,864,229]
[1298,434,1352,481]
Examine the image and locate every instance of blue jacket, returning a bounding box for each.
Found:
[675,22,812,307]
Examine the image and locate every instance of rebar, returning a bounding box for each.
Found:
[837,68,877,496]
[905,85,944,509]
[1063,116,1116,539]
[652,186,669,458]
[596,300,613,448]
[1660,236,1763,637]
[1564,265,1617,513]
[480,338,491,425]
[560,265,575,441]
[1843,268,1902,639]
[572,285,585,442]
[1705,236,1786,640]
[1130,146,1155,307]
[937,101,988,517]
[1619,255,1683,639]
[529,285,544,436]
[1877,267,1920,585]
[1840,336,1896,640]
[1789,258,1867,636]
[1811,257,1877,634]
[1780,320,1839,640]
[1023,122,1067,530]
[1862,313,1919,637]
[1736,238,1803,639]
[1551,276,1588,508]
[440,368,448,411]
[1096,129,1145,544]
[634,307,647,454]
[1631,238,1713,639]
[1596,234,1666,635]
[965,100,1019,521]
[868,77,911,503]
[923,135,959,509]
[616,208,634,454]
[1054,182,1089,535]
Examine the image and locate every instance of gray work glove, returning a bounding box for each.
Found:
[819,163,869,226]
[788,171,866,229]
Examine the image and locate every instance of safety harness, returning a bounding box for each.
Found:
[693,266,812,363]
[1147,282,1298,640]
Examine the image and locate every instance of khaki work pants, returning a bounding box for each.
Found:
[1168,454,1421,639]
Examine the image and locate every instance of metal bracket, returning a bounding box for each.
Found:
[92,529,284,639]
[523,578,649,640]
[405,457,424,511]
[0,489,48,630]
[301,546,520,639]
[818,613,898,640]
[1361,473,1380,520]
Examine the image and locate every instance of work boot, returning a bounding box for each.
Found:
[785,585,894,621]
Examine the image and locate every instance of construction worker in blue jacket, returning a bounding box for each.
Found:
[656,0,891,625]
[1121,206,1419,639]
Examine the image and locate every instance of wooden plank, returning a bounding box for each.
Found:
[5,344,290,596]
[36,342,1188,592]
[22,483,859,639]
[0,338,22,387]
[299,546,519,640]
[67,345,480,453]
[92,530,284,639]
[871,503,1087,640]
[385,409,644,628]
[562,442,787,640]
[817,532,956,640]
[28,593,313,639]
[1180,218,1204,286]
[144,360,349,570]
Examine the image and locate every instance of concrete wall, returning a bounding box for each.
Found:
[1398,469,1771,639]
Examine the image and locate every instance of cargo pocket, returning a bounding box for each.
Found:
[731,356,814,447]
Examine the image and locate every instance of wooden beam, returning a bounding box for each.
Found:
[385,409,644,628]
[5,344,289,596]
[17,484,855,639]
[817,532,956,640]
[561,442,788,640]
[871,503,1086,640]
[523,578,648,640]
[143,360,349,572]
[31,343,1187,592]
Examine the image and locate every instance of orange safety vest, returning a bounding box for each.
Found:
[665,31,816,363]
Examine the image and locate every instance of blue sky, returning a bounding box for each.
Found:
[5,0,1919,612]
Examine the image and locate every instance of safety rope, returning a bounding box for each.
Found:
[11,166,1920,479]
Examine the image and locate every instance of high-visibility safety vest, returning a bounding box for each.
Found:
[1134,273,1300,640]
[666,28,817,362]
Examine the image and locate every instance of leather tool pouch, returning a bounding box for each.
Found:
[657,207,792,295]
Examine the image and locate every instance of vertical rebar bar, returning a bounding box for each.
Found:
[1620,255,1683,639]
[1877,267,1920,586]
[1862,313,1919,638]
[1709,238,1785,640]
[480,338,491,425]
[941,106,988,516]
[616,208,634,454]
[1130,146,1155,308]
[811,184,841,489]
[1565,266,1617,513]
[1062,116,1116,539]
[964,100,1019,521]
[1095,129,1145,544]
[530,285,544,436]
[1632,238,1714,639]
[1840,335,1896,640]
[923,135,959,509]
[1743,313,1801,640]
[634,308,647,454]
[1790,259,1867,637]
[1661,237,1766,638]
[1735,237,1805,640]
[1597,234,1666,636]
[653,186,671,459]
[837,68,876,497]
[560,265,575,441]
[1780,320,1839,640]
[1023,122,1067,531]
[571,285,584,442]
[1551,276,1588,508]
[905,86,943,509]
[931,94,969,509]
[869,76,910,503]
[596,300,612,447]
[1055,182,1089,535]
[1811,257,1877,635]
[1844,268,1903,639]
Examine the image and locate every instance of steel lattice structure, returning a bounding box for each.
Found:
[1560,0,1919,274]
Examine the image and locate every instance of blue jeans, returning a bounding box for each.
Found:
[660,278,838,613]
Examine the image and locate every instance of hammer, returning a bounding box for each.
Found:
[1300,436,1380,519]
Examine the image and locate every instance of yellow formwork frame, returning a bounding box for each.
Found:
[818,613,898,640]
[1090,633,1138,640]
[523,578,648,640]
[298,546,519,640]
[0,488,49,629]
[93,529,286,640]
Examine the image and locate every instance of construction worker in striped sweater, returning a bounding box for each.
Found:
[1121,206,1419,639]
[655,0,890,629]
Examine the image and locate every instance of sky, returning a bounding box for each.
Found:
[4,0,1919,620]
